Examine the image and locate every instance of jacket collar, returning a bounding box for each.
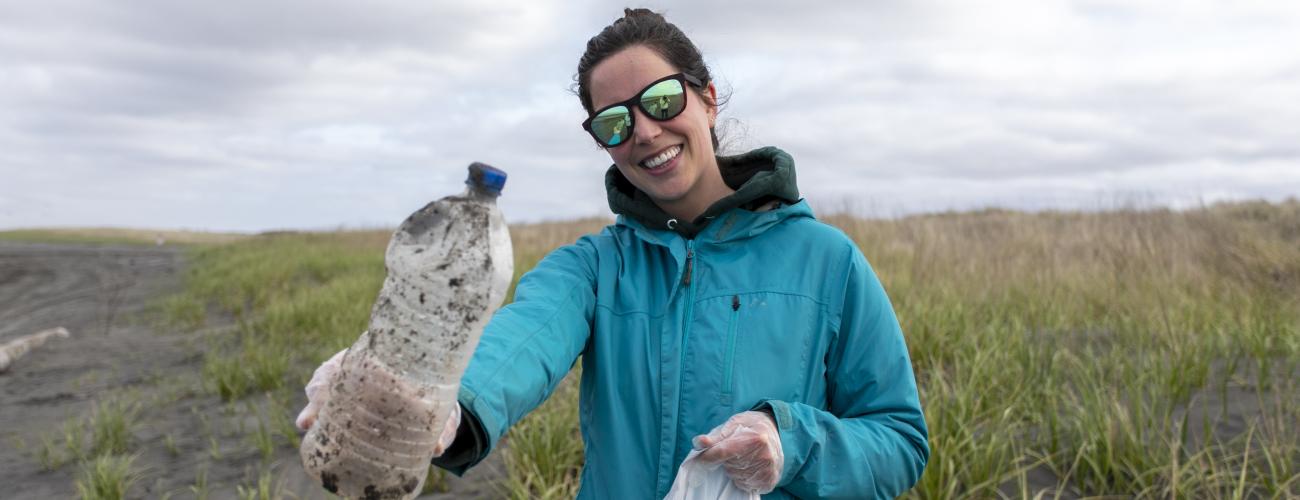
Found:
[605,146,802,239]
[615,199,814,248]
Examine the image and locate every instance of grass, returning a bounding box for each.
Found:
[247,410,277,464]
[0,227,246,246]
[501,370,585,500]
[141,200,1298,497]
[30,396,140,472]
[37,430,67,470]
[262,394,302,449]
[89,398,139,457]
[74,454,142,500]
[163,433,180,457]
[235,470,283,500]
[844,200,1300,498]
[422,467,451,495]
[63,415,88,462]
[160,223,607,403]
[190,465,210,500]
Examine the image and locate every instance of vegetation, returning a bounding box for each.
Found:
[150,221,604,496]
[180,202,1298,498]
[502,371,585,500]
[88,399,139,458]
[833,200,1299,498]
[21,201,1297,497]
[0,227,245,246]
[74,454,142,500]
[31,397,140,474]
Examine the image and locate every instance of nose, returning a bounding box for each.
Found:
[631,107,662,144]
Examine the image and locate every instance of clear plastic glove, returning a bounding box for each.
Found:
[295,346,462,456]
[692,410,785,494]
[295,348,347,431]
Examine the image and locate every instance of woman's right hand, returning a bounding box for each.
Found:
[295,348,347,431]
[295,345,463,457]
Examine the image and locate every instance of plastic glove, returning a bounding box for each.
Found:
[432,401,461,456]
[692,410,785,494]
[294,346,462,456]
[295,348,347,431]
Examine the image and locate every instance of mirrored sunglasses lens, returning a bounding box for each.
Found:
[640,79,686,120]
[591,106,632,146]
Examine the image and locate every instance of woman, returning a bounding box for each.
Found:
[300,9,928,498]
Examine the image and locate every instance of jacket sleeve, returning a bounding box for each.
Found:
[755,243,929,499]
[436,234,600,474]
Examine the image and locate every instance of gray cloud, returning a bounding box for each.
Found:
[1,1,1298,231]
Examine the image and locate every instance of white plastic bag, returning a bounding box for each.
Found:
[663,449,759,500]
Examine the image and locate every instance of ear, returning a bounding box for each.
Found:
[704,81,718,126]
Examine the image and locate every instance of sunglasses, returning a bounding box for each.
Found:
[582,72,704,148]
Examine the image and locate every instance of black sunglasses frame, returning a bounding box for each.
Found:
[581,72,705,148]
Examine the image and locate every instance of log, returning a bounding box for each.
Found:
[0,327,71,373]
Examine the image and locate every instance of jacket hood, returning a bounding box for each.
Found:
[604,146,801,238]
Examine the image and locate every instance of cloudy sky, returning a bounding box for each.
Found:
[2,1,1298,231]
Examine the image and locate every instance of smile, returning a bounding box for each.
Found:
[639,145,681,169]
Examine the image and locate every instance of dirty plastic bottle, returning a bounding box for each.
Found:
[300,163,513,500]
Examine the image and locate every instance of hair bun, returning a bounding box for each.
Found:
[622,8,663,21]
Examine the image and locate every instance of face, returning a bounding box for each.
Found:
[588,45,724,216]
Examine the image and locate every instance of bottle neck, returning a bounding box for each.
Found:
[463,184,501,201]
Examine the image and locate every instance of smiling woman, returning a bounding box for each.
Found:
[299,7,930,499]
[587,47,732,224]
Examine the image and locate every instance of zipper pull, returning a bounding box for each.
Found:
[682,248,694,286]
[731,295,740,311]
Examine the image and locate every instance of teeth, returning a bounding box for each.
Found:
[641,146,681,169]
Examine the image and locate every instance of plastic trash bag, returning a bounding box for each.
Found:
[663,449,759,500]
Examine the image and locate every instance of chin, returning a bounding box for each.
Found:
[644,180,692,204]
[648,192,687,206]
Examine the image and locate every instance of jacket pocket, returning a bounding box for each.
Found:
[720,294,740,405]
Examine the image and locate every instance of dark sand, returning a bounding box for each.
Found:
[0,241,504,499]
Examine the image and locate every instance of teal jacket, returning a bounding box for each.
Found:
[442,148,928,498]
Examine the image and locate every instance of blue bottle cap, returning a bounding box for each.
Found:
[466,162,507,195]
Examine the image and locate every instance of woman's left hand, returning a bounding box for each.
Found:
[692,410,785,494]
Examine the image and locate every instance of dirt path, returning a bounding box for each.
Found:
[0,241,504,499]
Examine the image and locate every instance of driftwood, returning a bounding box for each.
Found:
[0,327,71,373]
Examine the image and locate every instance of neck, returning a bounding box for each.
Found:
[657,164,735,222]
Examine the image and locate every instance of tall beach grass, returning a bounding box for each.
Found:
[160,201,1297,498]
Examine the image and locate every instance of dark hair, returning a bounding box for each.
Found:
[576,8,722,150]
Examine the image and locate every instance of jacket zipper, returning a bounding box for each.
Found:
[672,240,699,474]
[679,241,696,371]
[721,294,740,405]
[681,247,694,286]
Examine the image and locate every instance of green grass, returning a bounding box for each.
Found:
[156,202,1298,497]
[235,470,283,500]
[175,232,389,402]
[845,200,1300,498]
[163,433,180,457]
[74,454,142,500]
[0,228,245,246]
[501,370,584,500]
[37,430,68,470]
[422,467,451,495]
[89,399,139,457]
[190,465,210,500]
[247,411,277,464]
[157,224,605,495]
[63,414,89,461]
[31,397,140,471]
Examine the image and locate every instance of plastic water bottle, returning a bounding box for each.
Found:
[301,163,513,499]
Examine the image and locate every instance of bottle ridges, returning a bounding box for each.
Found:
[299,192,513,499]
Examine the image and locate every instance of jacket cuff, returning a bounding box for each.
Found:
[430,387,495,475]
[751,399,798,486]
